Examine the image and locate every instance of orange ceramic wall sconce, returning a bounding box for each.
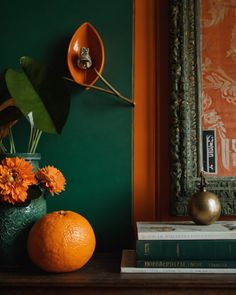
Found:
[66,22,134,106]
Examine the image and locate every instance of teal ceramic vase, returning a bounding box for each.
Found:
[0,153,47,267]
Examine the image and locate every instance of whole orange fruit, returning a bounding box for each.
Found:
[27,210,96,272]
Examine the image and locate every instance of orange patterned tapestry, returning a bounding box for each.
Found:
[202,0,236,176]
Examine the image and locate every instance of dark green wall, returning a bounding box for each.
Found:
[0,0,133,251]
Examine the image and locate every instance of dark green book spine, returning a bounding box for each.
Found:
[136,260,236,268]
[136,240,236,260]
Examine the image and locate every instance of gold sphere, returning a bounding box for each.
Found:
[188,191,221,225]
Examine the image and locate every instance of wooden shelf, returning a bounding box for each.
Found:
[1,252,236,295]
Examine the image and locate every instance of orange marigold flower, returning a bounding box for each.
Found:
[36,165,66,195]
[0,157,37,204]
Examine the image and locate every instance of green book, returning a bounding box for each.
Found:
[121,250,236,273]
[136,239,236,260]
[136,260,236,268]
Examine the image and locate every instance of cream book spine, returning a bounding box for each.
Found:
[136,221,236,240]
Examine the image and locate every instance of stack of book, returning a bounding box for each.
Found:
[121,221,236,273]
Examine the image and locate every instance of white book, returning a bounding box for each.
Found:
[136,221,236,240]
[120,249,236,274]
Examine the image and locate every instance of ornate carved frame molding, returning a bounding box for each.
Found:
[170,0,236,216]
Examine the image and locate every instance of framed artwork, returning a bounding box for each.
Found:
[170,0,236,215]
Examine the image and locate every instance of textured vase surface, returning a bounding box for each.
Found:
[0,153,47,266]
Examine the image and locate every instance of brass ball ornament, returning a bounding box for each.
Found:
[187,171,221,225]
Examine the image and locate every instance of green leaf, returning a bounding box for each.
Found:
[5,56,70,134]
[6,68,56,133]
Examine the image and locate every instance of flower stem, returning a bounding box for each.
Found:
[0,141,6,153]
[29,129,42,153]
[8,128,16,154]
[28,127,38,153]
[27,125,34,153]
[33,129,42,153]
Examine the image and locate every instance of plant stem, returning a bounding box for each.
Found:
[0,141,6,153]
[29,129,42,153]
[27,125,34,153]
[33,129,42,153]
[8,128,16,154]
[28,127,37,153]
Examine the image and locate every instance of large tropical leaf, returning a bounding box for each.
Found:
[5,56,70,134]
[6,68,56,134]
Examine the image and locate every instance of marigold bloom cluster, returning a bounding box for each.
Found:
[0,157,66,205]
[36,166,66,195]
